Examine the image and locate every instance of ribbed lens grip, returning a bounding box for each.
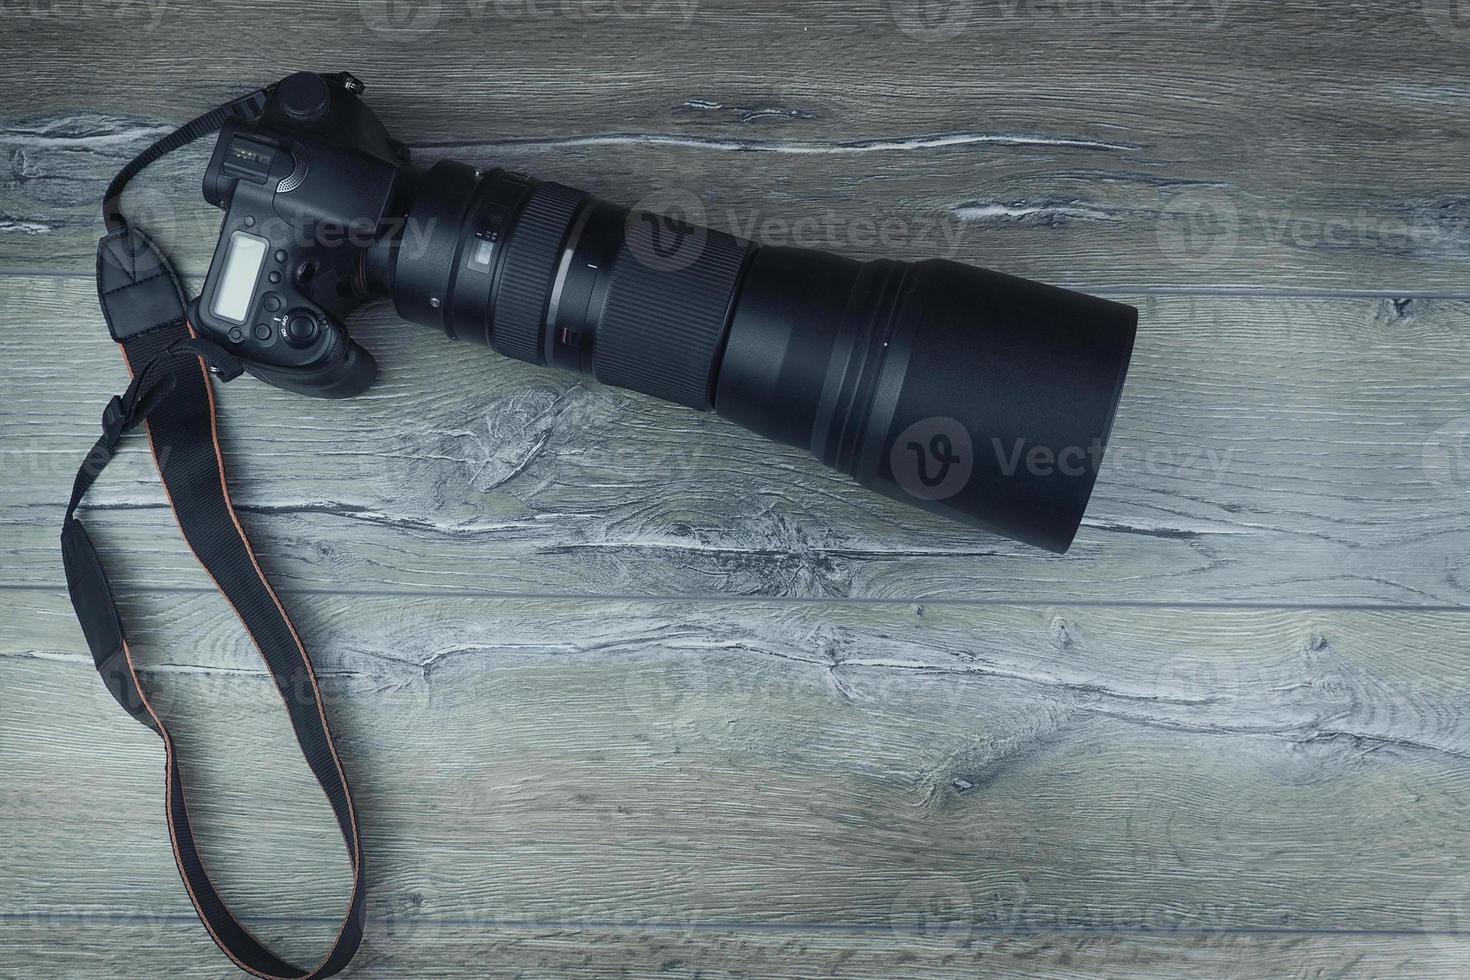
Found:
[492,182,586,364]
[595,216,752,410]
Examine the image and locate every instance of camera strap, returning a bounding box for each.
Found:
[60,89,367,979]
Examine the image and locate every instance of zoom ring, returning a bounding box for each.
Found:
[595,217,752,410]
[492,182,587,365]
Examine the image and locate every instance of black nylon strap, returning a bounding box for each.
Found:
[64,96,368,979]
[102,87,268,235]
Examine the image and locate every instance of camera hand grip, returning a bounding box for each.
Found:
[237,318,378,399]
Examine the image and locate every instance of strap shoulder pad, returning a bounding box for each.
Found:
[96,228,189,342]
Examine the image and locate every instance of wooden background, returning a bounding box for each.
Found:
[3,0,1470,976]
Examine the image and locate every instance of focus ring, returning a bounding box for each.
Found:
[595,216,752,409]
[493,182,586,365]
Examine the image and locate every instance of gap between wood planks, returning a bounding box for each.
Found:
[3,579,1470,613]
[0,910,1463,939]
[3,267,1468,303]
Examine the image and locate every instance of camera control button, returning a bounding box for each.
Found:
[274,249,288,263]
[227,326,246,344]
[262,293,284,313]
[279,72,331,122]
[251,323,272,342]
[268,271,282,284]
[284,311,319,348]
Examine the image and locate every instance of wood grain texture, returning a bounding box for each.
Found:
[6,922,1470,980]
[2,2,1470,289]
[6,589,1470,949]
[3,278,1469,605]
[4,2,1469,976]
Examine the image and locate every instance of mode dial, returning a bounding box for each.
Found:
[278,72,331,123]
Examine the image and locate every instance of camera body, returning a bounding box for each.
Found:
[192,72,405,396]
[191,70,1137,553]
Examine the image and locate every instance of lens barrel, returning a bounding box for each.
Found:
[380,166,1136,553]
[386,162,752,409]
[718,248,1135,553]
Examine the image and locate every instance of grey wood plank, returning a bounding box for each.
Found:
[2,2,1469,289]
[4,921,1468,980]
[5,6,1467,980]
[7,588,1470,941]
[3,280,1469,605]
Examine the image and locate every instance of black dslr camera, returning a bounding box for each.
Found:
[194,72,395,397]
[195,71,1137,552]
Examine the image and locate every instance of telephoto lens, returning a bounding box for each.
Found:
[371,162,1136,553]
